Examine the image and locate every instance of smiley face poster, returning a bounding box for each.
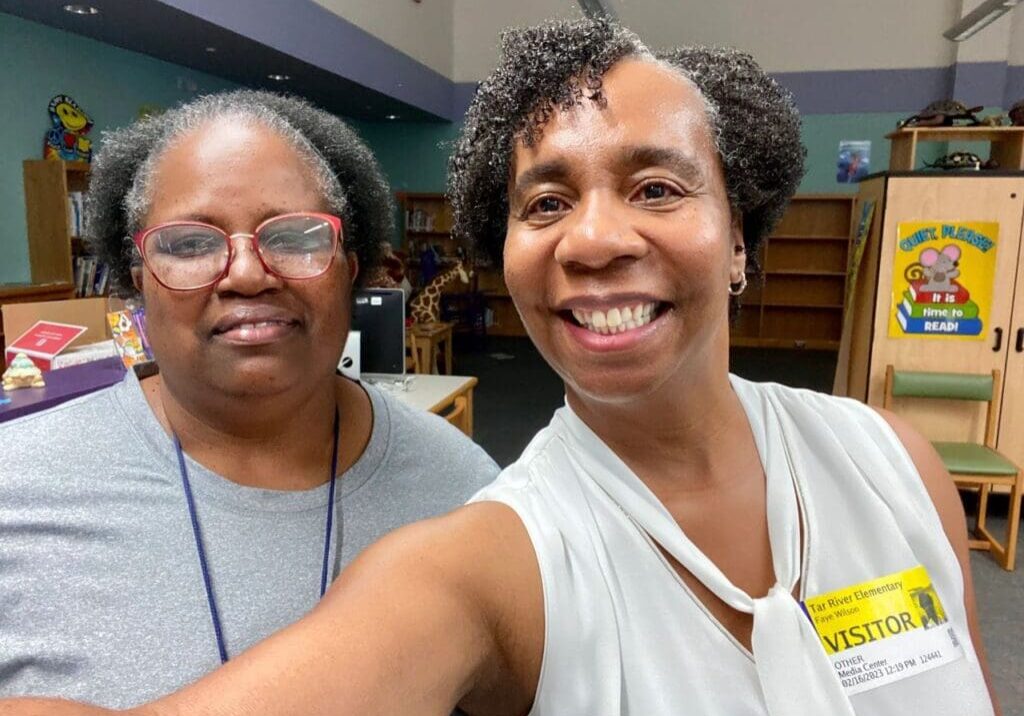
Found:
[888,222,998,340]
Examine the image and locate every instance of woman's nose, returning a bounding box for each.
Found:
[553,192,647,270]
[216,234,283,294]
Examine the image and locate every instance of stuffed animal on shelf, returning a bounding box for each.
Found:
[43,94,94,163]
[2,353,45,390]
[408,258,471,325]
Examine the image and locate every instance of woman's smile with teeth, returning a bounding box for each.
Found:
[570,302,658,335]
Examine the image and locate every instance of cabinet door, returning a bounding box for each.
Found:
[866,177,1024,443]
[998,231,1024,467]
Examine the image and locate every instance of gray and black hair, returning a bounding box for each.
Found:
[85,89,393,294]
[447,17,806,267]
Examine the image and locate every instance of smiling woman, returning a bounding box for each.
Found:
[0,90,498,707]
[0,18,1001,716]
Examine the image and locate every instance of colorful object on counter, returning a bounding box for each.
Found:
[107,310,152,367]
[44,94,94,163]
[2,353,46,390]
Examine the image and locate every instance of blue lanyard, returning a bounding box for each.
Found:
[173,407,340,664]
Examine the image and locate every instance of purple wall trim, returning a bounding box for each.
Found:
[450,65,1016,119]
[452,82,479,120]
[951,61,1009,108]
[157,0,456,120]
[1004,66,1024,108]
[772,66,953,115]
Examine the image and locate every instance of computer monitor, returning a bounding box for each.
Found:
[349,288,406,376]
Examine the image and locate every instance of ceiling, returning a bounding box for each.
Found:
[0,0,445,122]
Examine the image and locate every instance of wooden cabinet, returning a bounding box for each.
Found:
[475,267,526,337]
[731,194,855,349]
[23,159,90,285]
[835,172,1024,470]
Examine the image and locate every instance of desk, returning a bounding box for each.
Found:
[372,374,477,436]
[0,357,125,423]
[409,322,454,374]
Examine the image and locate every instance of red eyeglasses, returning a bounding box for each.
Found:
[132,212,343,291]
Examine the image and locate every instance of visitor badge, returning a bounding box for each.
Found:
[802,565,964,695]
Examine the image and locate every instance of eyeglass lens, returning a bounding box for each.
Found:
[143,214,336,288]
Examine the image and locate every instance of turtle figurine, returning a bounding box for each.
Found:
[2,352,45,390]
[897,100,984,129]
[1009,99,1024,126]
[923,151,998,171]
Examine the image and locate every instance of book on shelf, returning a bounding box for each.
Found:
[66,191,85,237]
[73,255,109,297]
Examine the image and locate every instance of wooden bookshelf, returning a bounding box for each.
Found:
[731,194,855,350]
[396,192,461,290]
[23,159,91,286]
[887,126,1024,171]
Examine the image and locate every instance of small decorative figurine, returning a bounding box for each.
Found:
[1010,99,1024,127]
[897,100,984,129]
[923,151,997,171]
[2,353,46,390]
[43,94,94,163]
[408,258,472,325]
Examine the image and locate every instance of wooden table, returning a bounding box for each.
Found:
[409,322,454,375]
[373,373,477,436]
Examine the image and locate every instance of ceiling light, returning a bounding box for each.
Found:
[205,46,217,53]
[267,73,290,81]
[385,114,400,120]
[944,0,1021,41]
[63,4,100,14]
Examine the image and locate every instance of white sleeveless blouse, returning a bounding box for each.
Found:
[471,376,993,715]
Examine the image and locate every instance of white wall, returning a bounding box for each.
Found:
[617,0,961,71]
[313,0,1024,83]
[952,0,1015,65]
[452,0,581,82]
[1007,1,1024,66]
[449,0,989,81]
[311,0,453,77]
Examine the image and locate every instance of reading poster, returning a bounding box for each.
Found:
[888,221,997,340]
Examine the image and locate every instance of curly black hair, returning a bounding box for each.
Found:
[447,17,806,268]
[85,89,392,295]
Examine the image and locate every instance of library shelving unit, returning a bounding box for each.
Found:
[396,192,460,290]
[23,159,91,286]
[730,194,856,350]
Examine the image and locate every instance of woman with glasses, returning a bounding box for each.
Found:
[3,19,1000,716]
[0,90,498,708]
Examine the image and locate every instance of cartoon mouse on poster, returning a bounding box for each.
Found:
[918,244,961,292]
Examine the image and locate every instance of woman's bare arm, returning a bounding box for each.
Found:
[0,502,543,716]
[877,408,1002,716]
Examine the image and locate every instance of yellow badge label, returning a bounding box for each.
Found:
[803,566,964,695]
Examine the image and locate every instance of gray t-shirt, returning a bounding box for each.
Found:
[0,371,498,707]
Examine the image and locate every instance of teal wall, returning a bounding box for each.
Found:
[0,12,238,284]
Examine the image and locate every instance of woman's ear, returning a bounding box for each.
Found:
[730,215,746,282]
[131,265,144,293]
[346,251,359,285]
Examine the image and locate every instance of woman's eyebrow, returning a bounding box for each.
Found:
[618,145,705,183]
[510,159,570,207]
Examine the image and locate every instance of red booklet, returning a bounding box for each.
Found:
[5,321,88,370]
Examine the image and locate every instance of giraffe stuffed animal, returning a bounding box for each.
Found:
[409,259,471,325]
